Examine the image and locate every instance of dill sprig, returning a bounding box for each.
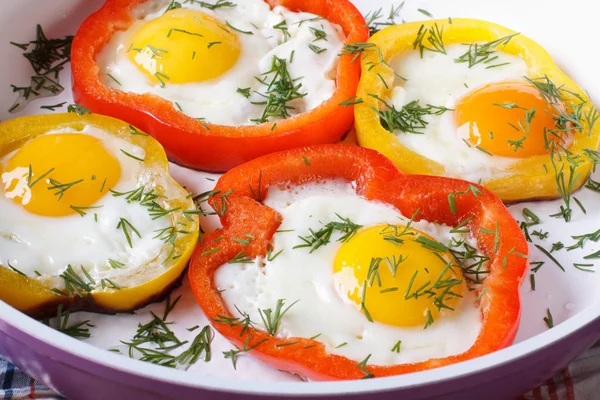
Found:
[450,242,490,285]
[207,189,233,216]
[378,210,420,247]
[108,258,125,269]
[530,75,587,134]
[585,108,599,137]
[370,94,451,134]
[251,56,306,123]
[222,336,268,370]
[6,261,26,276]
[147,204,180,220]
[273,20,290,43]
[309,26,327,42]
[355,354,374,379]
[154,225,192,264]
[584,249,600,259]
[100,278,122,290]
[492,103,537,152]
[9,25,73,112]
[52,265,95,299]
[548,151,581,223]
[359,238,467,330]
[523,74,591,222]
[40,102,66,111]
[132,44,167,59]
[47,178,83,200]
[535,244,565,272]
[479,222,500,252]
[129,125,148,136]
[27,165,53,188]
[111,185,180,222]
[573,263,595,273]
[120,295,214,368]
[403,259,463,326]
[455,33,519,68]
[164,1,182,12]
[173,326,213,365]
[567,228,600,251]
[120,149,145,162]
[543,308,554,328]
[237,87,251,98]
[339,42,377,63]
[416,235,449,252]
[339,96,363,107]
[383,255,408,277]
[229,251,253,264]
[70,205,103,217]
[110,186,156,204]
[366,257,383,287]
[117,217,142,248]
[294,214,363,253]
[519,208,541,242]
[527,75,564,104]
[131,312,184,349]
[124,307,185,352]
[450,216,474,234]
[447,184,482,214]
[423,310,434,329]
[213,305,256,336]
[225,21,253,35]
[586,177,600,192]
[167,28,204,39]
[45,304,94,338]
[364,3,404,36]
[551,241,564,252]
[67,103,91,116]
[418,8,433,18]
[187,0,236,11]
[249,170,263,202]
[413,23,446,57]
[308,43,326,54]
[259,245,281,264]
[258,299,298,336]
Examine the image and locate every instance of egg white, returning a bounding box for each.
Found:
[0,126,176,289]
[387,44,528,182]
[215,180,482,366]
[97,0,344,126]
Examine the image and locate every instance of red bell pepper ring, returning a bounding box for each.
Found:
[71,0,369,172]
[188,144,529,380]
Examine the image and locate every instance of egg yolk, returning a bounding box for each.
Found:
[456,81,569,158]
[2,134,121,217]
[333,225,466,327]
[127,9,240,85]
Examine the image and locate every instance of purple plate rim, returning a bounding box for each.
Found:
[1,298,599,396]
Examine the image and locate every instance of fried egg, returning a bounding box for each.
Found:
[0,123,193,292]
[97,0,344,126]
[215,180,482,366]
[387,43,568,182]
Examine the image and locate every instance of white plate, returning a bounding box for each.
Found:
[1,0,600,398]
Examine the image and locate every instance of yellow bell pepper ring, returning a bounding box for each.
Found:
[0,113,199,318]
[354,18,600,203]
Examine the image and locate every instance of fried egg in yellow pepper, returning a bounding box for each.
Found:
[0,112,199,317]
[355,19,600,202]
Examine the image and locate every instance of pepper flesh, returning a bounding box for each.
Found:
[0,113,198,318]
[71,0,368,172]
[354,19,600,202]
[188,144,528,380]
